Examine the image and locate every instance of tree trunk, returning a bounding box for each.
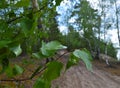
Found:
[31,0,39,10]
[114,0,120,46]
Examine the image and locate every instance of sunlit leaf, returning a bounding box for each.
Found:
[41,41,67,56]
[10,44,22,56]
[41,41,49,56]
[45,41,67,50]
[73,49,92,71]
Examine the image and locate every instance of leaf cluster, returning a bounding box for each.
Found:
[0,0,93,88]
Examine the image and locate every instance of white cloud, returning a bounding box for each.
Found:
[58,26,68,34]
[68,17,76,23]
[87,0,99,9]
[107,29,119,46]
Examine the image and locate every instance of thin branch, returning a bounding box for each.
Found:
[34,52,70,77]
[6,4,46,24]
[0,66,47,82]
[55,51,70,61]
[0,78,30,82]
[7,16,23,24]
[34,66,47,78]
[0,51,69,82]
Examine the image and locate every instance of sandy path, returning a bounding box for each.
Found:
[52,62,120,88]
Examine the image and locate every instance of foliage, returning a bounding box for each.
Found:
[107,42,117,58]
[67,49,92,71]
[0,0,93,87]
[59,0,117,59]
[31,41,92,88]
[60,27,81,51]
[99,40,117,58]
[61,29,117,58]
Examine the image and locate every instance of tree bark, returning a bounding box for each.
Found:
[31,0,39,10]
[114,0,120,46]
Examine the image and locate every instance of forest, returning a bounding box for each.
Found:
[0,0,120,88]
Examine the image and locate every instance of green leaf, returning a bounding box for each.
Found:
[32,52,47,59]
[55,0,63,6]
[73,49,92,71]
[15,0,30,7]
[13,64,24,75]
[43,61,63,82]
[83,48,93,61]
[9,44,22,56]
[66,54,79,70]
[20,18,33,36]
[40,41,67,56]
[41,41,52,56]
[33,78,50,88]
[0,1,8,9]
[45,41,67,50]
[6,65,24,77]
[7,11,16,18]
[33,78,45,88]
[5,66,14,77]
[0,20,8,30]
[0,40,11,49]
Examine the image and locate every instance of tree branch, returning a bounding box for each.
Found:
[56,51,69,61]
[0,66,47,82]
[6,4,46,24]
[0,78,30,82]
